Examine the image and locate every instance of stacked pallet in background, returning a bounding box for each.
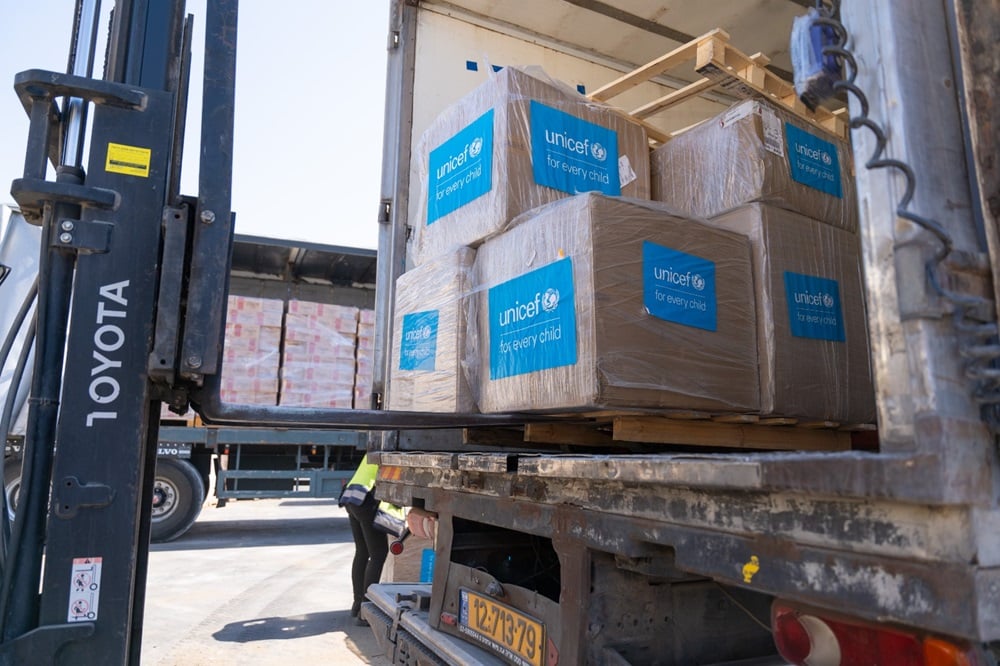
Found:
[354,309,376,409]
[221,295,283,405]
[280,301,359,409]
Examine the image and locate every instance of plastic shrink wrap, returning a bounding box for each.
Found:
[388,247,476,413]
[709,203,875,423]
[651,98,857,231]
[412,65,650,265]
[471,193,759,414]
[355,309,376,409]
[280,302,358,409]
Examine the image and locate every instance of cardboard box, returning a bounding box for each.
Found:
[709,203,874,422]
[651,99,857,231]
[389,247,477,413]
[228,295,284,318]
[221,296,283,406]
[412,66,650,265]
[473,194,759,414]
[279,387,354,409]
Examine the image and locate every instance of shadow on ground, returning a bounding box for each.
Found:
[212,610,361,642]
[152,515,351,552]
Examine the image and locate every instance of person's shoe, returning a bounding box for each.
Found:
[355,616,369,627]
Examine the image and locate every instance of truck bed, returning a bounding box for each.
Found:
[372,448,1000,644]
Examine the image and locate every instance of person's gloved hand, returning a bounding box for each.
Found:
[406,507,438,541]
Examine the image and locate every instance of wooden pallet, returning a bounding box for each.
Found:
[588,28,847,144]
[515,410,874,452]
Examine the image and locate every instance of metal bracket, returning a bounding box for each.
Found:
[53,477,114,518]
[49,219,114,255]
[386,590,432,662]
[11,178,120,219]
[14,69,147,112]
[149,204,192,385]
[0,622,95,666]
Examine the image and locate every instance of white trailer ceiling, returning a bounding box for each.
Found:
[434,0,814,75]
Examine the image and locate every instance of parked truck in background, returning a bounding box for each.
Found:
[359,1,1000,665]
[2,208,370,541]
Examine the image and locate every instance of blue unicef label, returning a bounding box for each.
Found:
[489,258,577,380]
[427,110,494,224]
[785,122,842,198]
[530,101,620,196]
[399,310,439,371]
[642,241,717,331]
[784,272,845,341]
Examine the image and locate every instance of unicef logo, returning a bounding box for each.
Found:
[421,324,433,339]
[541,288,560,312]
[822,293,835,308]
[691,274,706,292]
[469,137,483,158]
[821,151,832,165]
[590,142,607,162]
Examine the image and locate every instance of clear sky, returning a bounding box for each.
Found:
[0,1,389,250]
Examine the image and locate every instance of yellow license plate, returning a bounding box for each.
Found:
[458,589,545,666]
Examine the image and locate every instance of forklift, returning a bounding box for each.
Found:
[0,2,524,663]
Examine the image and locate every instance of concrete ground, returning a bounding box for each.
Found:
[141,497,392,666]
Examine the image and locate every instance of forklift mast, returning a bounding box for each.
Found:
[0,2,530,663]
[0,1,237,663]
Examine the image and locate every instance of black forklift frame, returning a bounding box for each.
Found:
[0,1,544,663]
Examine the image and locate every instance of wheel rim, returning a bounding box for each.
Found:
[152,475,180,521]
[5,478,18,523]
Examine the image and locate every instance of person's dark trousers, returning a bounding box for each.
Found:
[345,498,389,615]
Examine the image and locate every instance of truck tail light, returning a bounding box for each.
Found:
[772,602,982,666]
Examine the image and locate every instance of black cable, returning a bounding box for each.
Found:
[0,315,37,576]
[809,1,1000,432]
[0,278,39,576]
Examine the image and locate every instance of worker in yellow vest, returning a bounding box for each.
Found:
[339,454,404,623]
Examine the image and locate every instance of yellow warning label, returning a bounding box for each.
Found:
[105,142,151,178]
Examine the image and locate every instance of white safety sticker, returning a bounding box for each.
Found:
[720,100,757,128]
[68,557,103,623]
[618,154,637,188]
[761,107,785,157]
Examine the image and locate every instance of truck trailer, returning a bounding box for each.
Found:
[358,1,1000,665]
[0,0,997,665]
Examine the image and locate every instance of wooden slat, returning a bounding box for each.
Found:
[633,116,672,144]
[588,28,729,102]
[694,37,846,139]
[631,77,718,119]
[712,414,760,424]
[758,417,799,426]
[591,26,849,144]
[524,423,613,446]
[613,416,851,451]
[800,420,841,430]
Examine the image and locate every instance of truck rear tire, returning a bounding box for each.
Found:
[151,458,205,543]
[3,457,22,524]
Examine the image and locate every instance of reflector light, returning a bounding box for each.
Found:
[772,602,983,666]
